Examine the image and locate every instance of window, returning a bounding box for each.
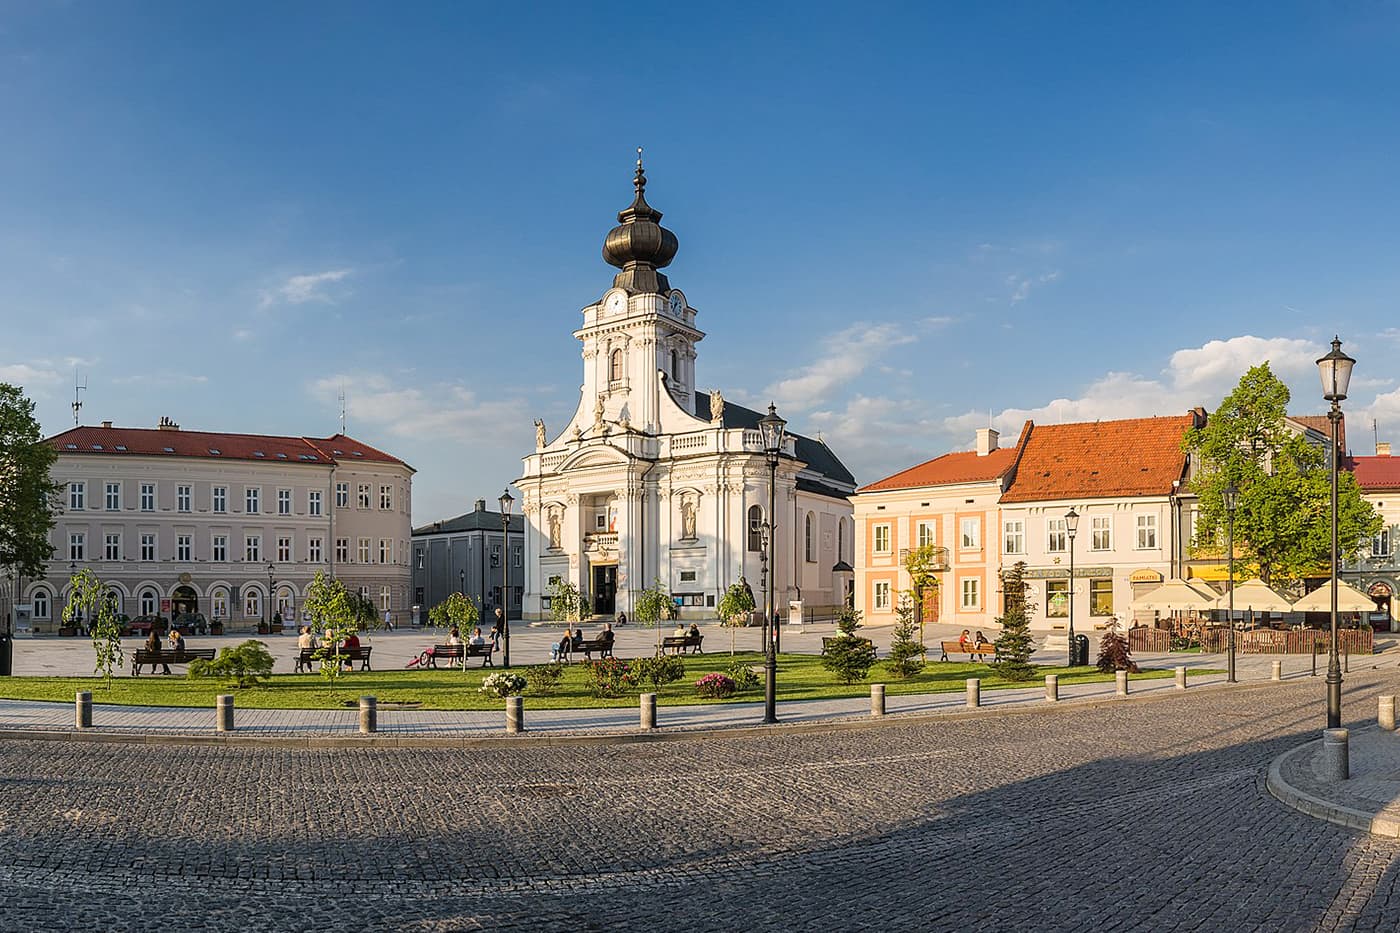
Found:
[32,589,50,619]
[212,589,228,619]
[609,349,623,382]
[1374,527,1392,558]
[960,518,980,549]
[141,590,157,616]
[1047,518,1067,553]
[335,482,349,508]
[140,483,155,512]
[380,485,392,510]
[176,535,191,562]
[513,545,522,568]
[804,513,815,562]
[874,581,891,610]
[308,537,322,562]
[105,482,121,511]
[1090,578,1114,616]
[104,533,120,561]
[380,586,392,611]
[212,535,228,562]
[357,484,371,509]
[1091,516,1112,551]
[278,536,291,562]
[747,506,763,552]
[141,533,156,562]
[213,486,227,513]
[416,547,425,570]
[69,532,85,560]
[379,538,390,564]
[1136,514,1157,550]
[1004,520,1025,555]
[277,589,293,618]
[336,538,349,563]
[873,523,891,554]
[917,521,935,549]
[670,349,679,380]
[245,534,261,562]
[491,544,501,568]
[679,570,697,583]
[245,487,260,514]
[244,588,260,619]
[837,520,845,561]
[177,485,191,513]
[308,490,322,517]
[278,489,292,515]
[1046,579,1069,617]
[961,577,980,609]
[358,538,371,563]
[69,482,85,510]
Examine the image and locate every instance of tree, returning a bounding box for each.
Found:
[65,568,123,685]
[716,580,756,655]
[1095,617,1139,674]
[546,579,588,623]
[883,599,926,679]
[428,591,479,634]
[992,562,1036,681]
[1183,363,1381,590]
[303,571,361,689]
[822,607,876,684]
[903,544,943,643]
[634,578,674,652]
[0,383,59,578]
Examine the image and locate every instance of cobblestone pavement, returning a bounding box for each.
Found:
[4,671,1400,931]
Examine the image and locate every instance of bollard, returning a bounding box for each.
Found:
[359,696,377,734]
[1116,670,1129,696]
[216,694,234,733]
[870,683,886,717]
[75,691,92,729]
[966,677,981,709]
[1045,674,1059,702]
[1271,660,1282,682]
[1381,695,1396,732]
[505,695,524,734]
[1320,728,1350,782]
[640,693,657,730]
[1175,666,1187,690]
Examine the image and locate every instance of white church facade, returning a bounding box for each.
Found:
[517,159,856,622]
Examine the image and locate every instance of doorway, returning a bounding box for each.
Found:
[592,565,617,616]
[172,585,199,619]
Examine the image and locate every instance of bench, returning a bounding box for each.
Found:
[570,637,614,661]
[132,648,215,675]
[294,645,373,673]
[939,640,998,662]
[425,643,494,668]
[662,633,704,655]
[821,636,876,657]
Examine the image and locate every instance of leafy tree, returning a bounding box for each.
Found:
[716,579,757,655]
[1183,363,1381,590]
[822,607,876,684]
[992,562,1036,681]
[546,578,588,623]
[1095,617,1139,674]
[883,600,926,679]
[0,383,60,578]
[634,578,674,652]
[303,571,361,690]
[65,569,123,685]
[428,591,479,633]
[903,544,943,641]
[188,640,275,687]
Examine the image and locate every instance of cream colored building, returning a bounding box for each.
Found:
[26,419,413,633]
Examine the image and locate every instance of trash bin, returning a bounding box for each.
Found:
[1070,634,1090,667]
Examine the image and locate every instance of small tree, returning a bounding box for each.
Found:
[822,607,876,684]
[903,544,943,643]
[547,579,588,623]
[0,383,60,580]
[634,578,674,652]
[716,580,757,655]
[883,599,925,679]
[992,562,1037,681]
[1095,617,1139,673]
[66,568,122,685]
[428,592,479,634]
[303,571,360,690]
[188,640,275,687]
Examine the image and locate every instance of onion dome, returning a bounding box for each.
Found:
[602,149,679,295]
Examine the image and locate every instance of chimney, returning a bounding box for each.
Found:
[1379,442,1392,457]
[1190,406,1208,429]
[101,420,112,429]
[475,498,487,512]
[975,428,999,457]
[157,416,180,431]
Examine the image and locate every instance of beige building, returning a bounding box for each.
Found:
[25,419,413,633]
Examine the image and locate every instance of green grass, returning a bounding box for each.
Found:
[0,653,1211,711]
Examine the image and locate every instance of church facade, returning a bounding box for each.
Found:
[517,160,856,622]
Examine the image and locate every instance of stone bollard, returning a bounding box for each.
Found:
[1321,728,1350,782]
[75,691,92,729]
[966,678,981,708]
[505,696,524,734]
[216,694,234,733]
[1175,667,1187,690]
[871,683,886,717]
[1045,674,1059,702]
[1381,695,1396,732]
[640,693,657,730]
[1271,660,1282,682]
[359,696,377,734]
[1116,670,1129,696]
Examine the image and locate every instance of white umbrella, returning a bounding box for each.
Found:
[1212,578,1294,613]
[1131,579,1219,611]
[1291,580,1376,613]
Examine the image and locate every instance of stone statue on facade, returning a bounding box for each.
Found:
[681,498,697,540]
[594,395,606,425]
[710,389,724,424]
[548,510,562,549]
[534,418,546,449]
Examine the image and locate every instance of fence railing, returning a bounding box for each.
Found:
[1130,626,1374,655]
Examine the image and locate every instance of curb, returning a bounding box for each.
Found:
[1265,731,1400,838]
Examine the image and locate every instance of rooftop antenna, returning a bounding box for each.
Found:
[71,370,86,427]
[339,384,346,434]
[1375,418,1380,452]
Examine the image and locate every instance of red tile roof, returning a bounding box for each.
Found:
[999,415,1193,503]
[860,423,1028,492]
[1348,455,1400,491]
[47,425,411,469]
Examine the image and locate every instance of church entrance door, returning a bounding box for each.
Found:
[592,565,617,616]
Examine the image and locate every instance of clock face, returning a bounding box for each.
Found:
[606,292,625,314]
[669,292,684,314]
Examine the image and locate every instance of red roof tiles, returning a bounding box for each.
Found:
[1348,455,1400,491]
[860,425,1025,492]
[999,415,1193,503]
[47,425,411,469]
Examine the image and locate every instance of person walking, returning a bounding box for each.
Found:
[490,610,504,649]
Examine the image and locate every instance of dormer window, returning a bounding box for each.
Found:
[609,349,623,383]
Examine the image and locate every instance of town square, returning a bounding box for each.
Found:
[3,3,1400,931]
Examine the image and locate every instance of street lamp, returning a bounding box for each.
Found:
[758,402,787,725]
[1317,336,1355,729]
[1223,482,1238,684]
[266,561,276,632]
[499,488,515,669]
[1065,508,1079,666]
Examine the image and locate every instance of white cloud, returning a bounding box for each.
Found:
[0,363,61,388]
[1007,269,1061,304]
[1167,336,1315,389]
[311,374,532,443]
[233,329,253,341]
[260,268,354,308]
[763,322,920,411]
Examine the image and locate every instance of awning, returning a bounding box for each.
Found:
[1130,579,1219,611]
[1291,580,1377,613]
[1213,578,1294,613]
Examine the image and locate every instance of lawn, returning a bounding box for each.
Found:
[0,653,1205,711]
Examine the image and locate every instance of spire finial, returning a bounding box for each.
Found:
[633,146,646,195]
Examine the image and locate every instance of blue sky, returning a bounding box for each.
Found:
[4,1,1400,522]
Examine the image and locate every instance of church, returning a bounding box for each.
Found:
[517,158,857,622]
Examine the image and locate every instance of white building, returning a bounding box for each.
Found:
[516,161,856,622]
[27,419,413,633]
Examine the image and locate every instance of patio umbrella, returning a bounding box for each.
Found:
[1130,579,1219,611]
[1290,580,1376,613]
[1212,578,1293,613]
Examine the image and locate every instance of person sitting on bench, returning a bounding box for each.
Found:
[469,627,487,647]
[551,627,573,662]
[146,629,171,675]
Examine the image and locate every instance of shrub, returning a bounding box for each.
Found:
[526,662,566,696]
[992,562,1037,681]
[1096,618,1140,673]
[584,657,631,698]
[883,602,925,679]
[480,672,528,698]
[725,661,761,691]
[695,672,735,699]
[628,654,686,693]
[833,607,863,637]
[188,639,275,688]
[822,636,876,685]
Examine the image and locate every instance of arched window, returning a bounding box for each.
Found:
[609,349,623,383]
[837,519,845,562]
[670,349,680,381]
[277,587,294,618]
[32,588,50,620]
[747,505,763,552]
[243,586,261,619]
[105,589,122,616]
[211,587,229,619]
[805,512,816,562]
[140,589,158,616]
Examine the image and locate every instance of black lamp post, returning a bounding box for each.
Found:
[758,403,787,725]
[499,488,514,669]
[459,569,465,595]
[1317,336,1355,729]
[266,561,276,632]
[1223,483,1238,683]
[1065,508,1079,666]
